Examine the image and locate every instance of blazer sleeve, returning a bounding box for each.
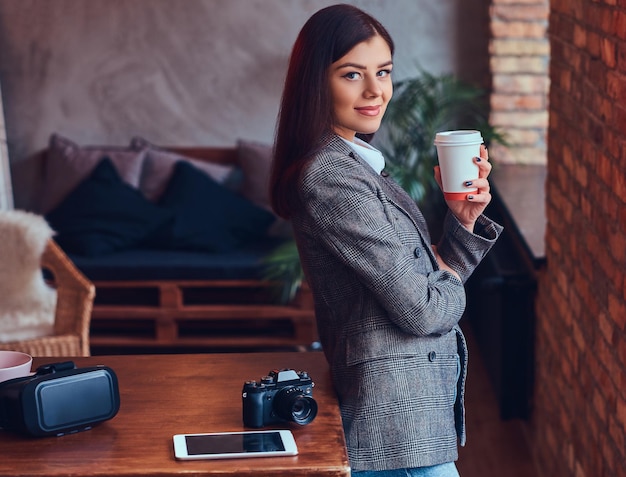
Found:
[436,210,503,284]
[298,150,473,336]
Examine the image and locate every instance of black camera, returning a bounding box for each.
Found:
[0,361,120,437]
[242,369,317,428]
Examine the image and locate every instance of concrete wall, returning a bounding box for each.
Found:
[0,0,490,210]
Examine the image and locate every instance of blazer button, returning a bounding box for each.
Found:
[381,170,389,177]
[428,351,437,362]
[414,247,422,258]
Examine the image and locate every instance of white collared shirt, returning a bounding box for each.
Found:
[340,137,385,175]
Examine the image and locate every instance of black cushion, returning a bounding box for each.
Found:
[46,158,173,256]
[67,239,286,281]
[150,160,275,252]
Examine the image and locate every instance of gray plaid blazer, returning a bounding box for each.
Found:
[290,135,502,471]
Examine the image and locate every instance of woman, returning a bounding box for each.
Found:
[269,4,502,476]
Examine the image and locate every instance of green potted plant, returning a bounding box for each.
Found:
[376,69,506,206]
[262,239,304,304]
[264,70,506,302]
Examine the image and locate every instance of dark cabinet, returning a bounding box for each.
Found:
[465,205,536,419]
[464,166,546,419]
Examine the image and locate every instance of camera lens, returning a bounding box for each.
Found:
[273,387,318,425]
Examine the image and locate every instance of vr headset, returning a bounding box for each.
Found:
[0,361,120,437]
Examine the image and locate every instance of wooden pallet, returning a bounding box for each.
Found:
[89,279,317,354]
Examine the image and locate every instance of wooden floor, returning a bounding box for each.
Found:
[457,325,539,477]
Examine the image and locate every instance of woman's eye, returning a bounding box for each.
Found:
[343,72,362,80]
[377,69,392,78]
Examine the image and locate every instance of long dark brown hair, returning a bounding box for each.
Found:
[269,4,394,219]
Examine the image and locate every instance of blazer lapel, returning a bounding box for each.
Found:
[326,135,439,267]
[377,174,440,267]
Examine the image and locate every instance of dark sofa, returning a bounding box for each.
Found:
[34,134,315,353]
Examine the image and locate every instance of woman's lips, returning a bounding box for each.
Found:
[355,105,381,116]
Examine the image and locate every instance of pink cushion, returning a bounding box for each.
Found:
[236,139,273,210]
[130,137,234,202]
[40,134,145,214]
[236,140,293,238]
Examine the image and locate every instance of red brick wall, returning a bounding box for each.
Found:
[532,1,626,476]
[489,0,550,164]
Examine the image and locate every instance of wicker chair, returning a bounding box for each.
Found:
[0,239,95,357]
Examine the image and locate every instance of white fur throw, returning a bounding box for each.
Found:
[0,210,57,342]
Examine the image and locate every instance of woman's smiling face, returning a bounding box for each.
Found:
[328,34,393,142]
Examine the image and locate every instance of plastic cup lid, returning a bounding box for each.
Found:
[434,130,483,146]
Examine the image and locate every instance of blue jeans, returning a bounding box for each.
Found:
[352,462,460,477]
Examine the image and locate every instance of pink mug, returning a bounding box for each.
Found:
[0,350,33,383]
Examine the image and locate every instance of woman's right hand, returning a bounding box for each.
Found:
[433,144,492,232]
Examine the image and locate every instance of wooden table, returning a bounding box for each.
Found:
[0,352,350,476]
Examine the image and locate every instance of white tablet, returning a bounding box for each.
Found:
[173,430,298,460]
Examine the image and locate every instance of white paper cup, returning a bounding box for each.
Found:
[434,130,483,200]
[0,350,33,383]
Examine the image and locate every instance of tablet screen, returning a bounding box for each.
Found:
[185,431,286,455]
